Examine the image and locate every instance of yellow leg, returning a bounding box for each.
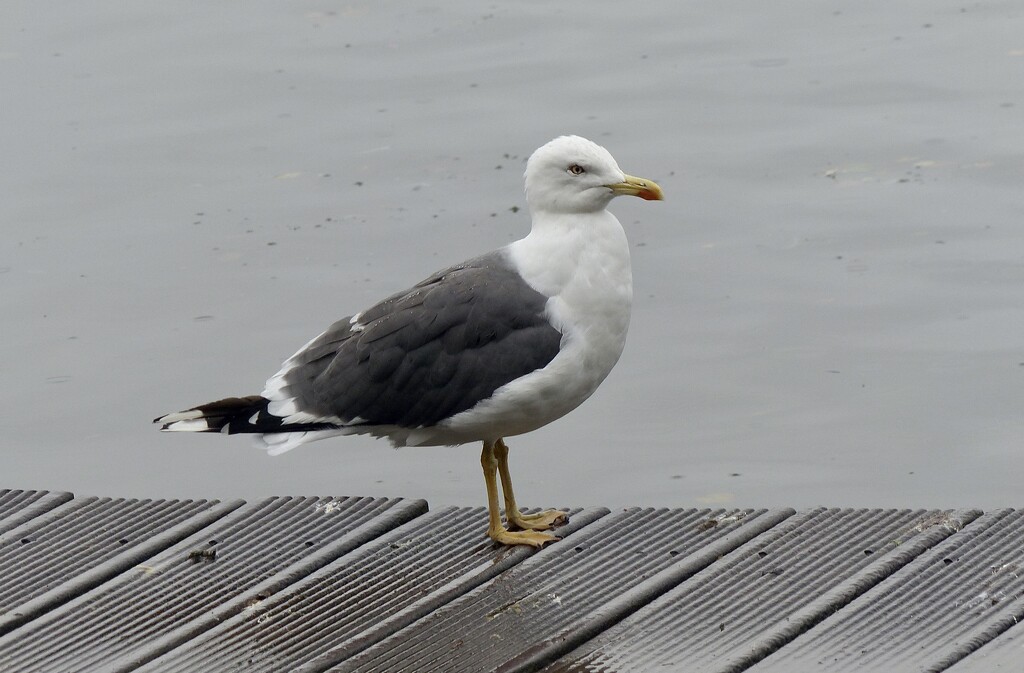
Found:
[493,438,567,532]
[481,440,559,548]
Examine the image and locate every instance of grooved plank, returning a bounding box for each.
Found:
[0,496,426,673]
[948,619,1024,672]
[329,507,794,673]
[0,490,74,534]
[748,508,1024,673]
[544,507,980,673]
[0,495,242,636]
[1,496,1017,672]
[137,507,608,673]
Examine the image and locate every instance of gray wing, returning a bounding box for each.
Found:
[279,251,563,428]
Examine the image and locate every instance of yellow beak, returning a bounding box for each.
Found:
[607,174,665,201]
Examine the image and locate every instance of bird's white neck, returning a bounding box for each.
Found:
[506,210,631,299]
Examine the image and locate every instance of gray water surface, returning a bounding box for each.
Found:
[2,1,1022,509]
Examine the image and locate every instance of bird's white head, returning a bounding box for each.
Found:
[524,135,664,215]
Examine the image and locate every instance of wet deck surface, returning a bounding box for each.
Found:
[1,489,1021,672]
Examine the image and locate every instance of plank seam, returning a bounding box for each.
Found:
[928,595,1024,672]
[0,498,246,637]
[0,491,75,535]
[102,498,429,673]
[292,506,612,673]
[723,507,987,672]
[496,507,798,673]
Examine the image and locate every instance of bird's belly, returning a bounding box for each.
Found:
[435,304,630,444]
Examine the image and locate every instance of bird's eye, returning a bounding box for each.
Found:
[567,164,585,176]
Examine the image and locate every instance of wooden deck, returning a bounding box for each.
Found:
[0,489,1021,672]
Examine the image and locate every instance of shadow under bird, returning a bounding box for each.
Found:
[155,135,664,547]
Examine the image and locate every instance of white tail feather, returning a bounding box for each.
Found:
[154,409,203,425]
[162,418,217,432]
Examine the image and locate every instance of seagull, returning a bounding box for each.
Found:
[155,135,663,547]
